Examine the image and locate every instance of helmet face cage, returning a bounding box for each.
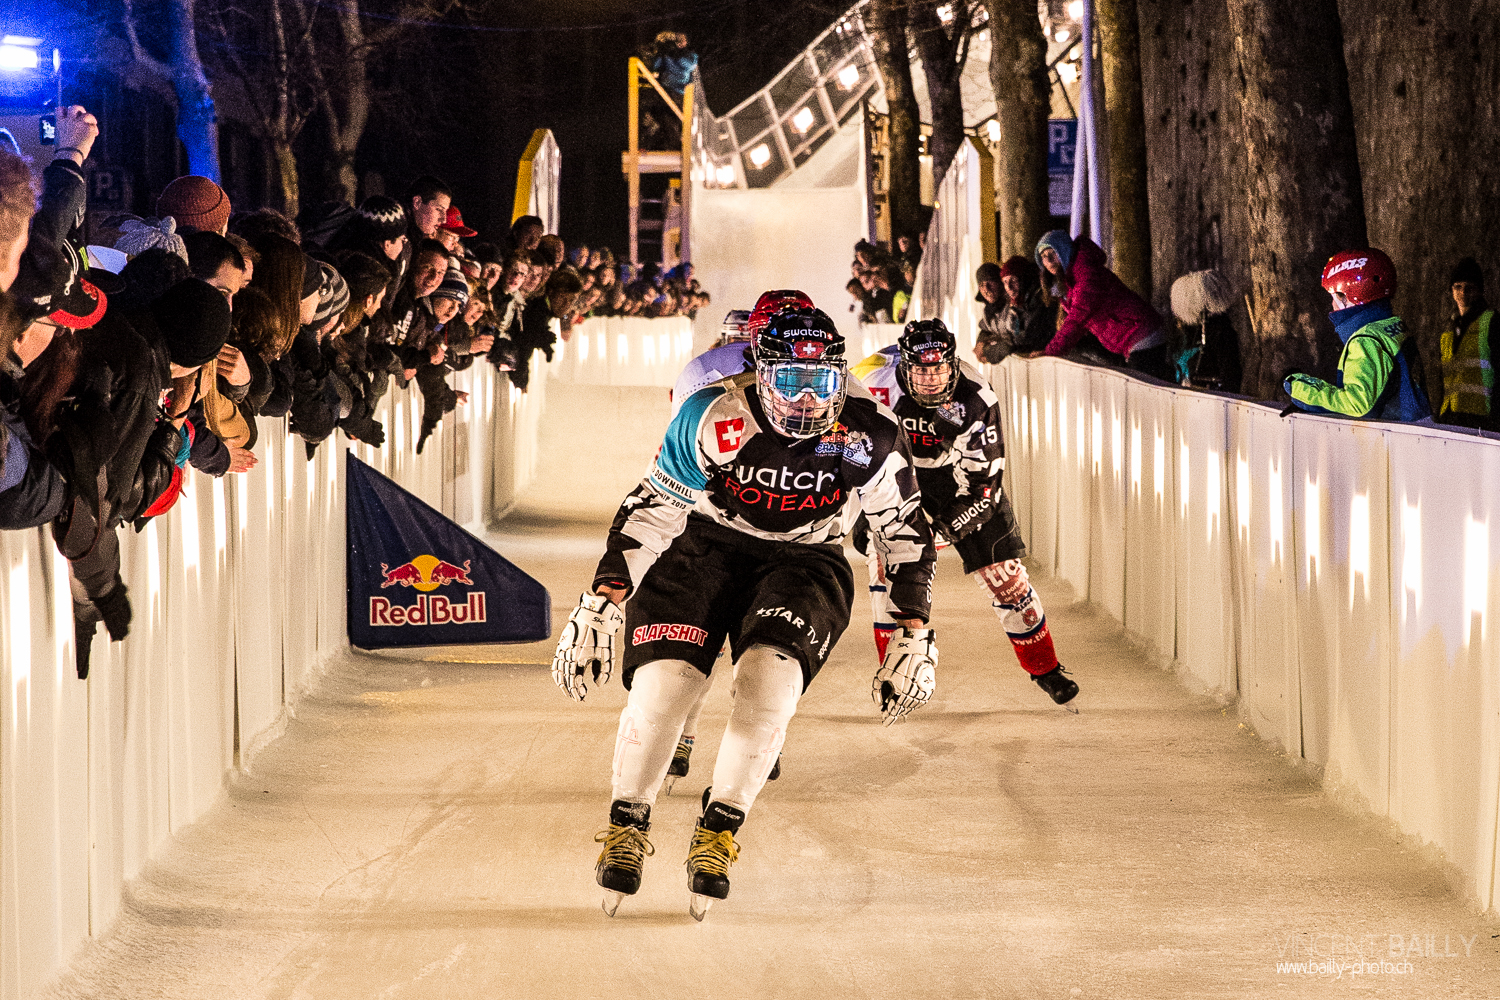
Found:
[717,309,753,345]
[898,320,959,407]
[754,306,847,439]
[756,357,847,439]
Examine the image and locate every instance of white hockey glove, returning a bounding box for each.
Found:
[552,592,625,702]
[872,627,938,725]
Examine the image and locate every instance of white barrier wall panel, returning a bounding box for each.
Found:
[0,361,516,1000]
[1089,370,1128,621]
[1226,406,1301,753]
[1052,366,1093,593]
[1292,419,1393,814]
[1122,383,1177,660]
[1028,364,1061,575]
[1171,392,1235,693]
[1385,431,1500,912]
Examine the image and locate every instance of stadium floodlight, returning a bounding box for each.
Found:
[837,64,860,90]
[1056,28,1071,44]
[791,106,814,135]
[0,43,38,71]
[985,120,1000,143]
[748,144,772,169]
[715,164,735,186]
[1067,1,1084,20]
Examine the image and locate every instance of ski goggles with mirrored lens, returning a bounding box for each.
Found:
[762,361,844,402]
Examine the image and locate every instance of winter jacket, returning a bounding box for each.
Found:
[1042,237,1163,359]
[1438,304,1495,423]
[977,286,1055,364]
[10,159,87,319]
[0,358,67,529]
[1285,299,1432,422]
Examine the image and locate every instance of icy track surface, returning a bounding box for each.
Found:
[43,523,1500,999]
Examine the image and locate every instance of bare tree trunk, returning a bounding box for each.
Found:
[1226,0,1367,398]
[984,0,1051,260]
[870,0,924,246]
[123,0,221,181]
[1099,0,1150,298]
[910,1,970,187]
[269,0,300,217]
[331,1,371,204]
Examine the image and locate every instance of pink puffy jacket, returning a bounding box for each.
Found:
[1042,237,1163,358]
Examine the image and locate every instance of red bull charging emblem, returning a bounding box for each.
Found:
[370,554,486,626]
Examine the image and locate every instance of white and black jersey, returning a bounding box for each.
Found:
[594,372,937,621]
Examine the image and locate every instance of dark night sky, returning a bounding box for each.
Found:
[360,0,849,254]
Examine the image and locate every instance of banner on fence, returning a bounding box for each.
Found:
[346,453,551,648]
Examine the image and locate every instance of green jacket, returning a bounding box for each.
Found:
[1287,316,1408,417]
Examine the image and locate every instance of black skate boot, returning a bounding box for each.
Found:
[664,736,693,795]
[686,799,743,921]
[767,753,781,781]
[1032,665,1079,707]
[595,800,655,917]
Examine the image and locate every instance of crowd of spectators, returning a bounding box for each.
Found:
[0,105,705,678]
[845,236,919,325]
[967,228,1495,431]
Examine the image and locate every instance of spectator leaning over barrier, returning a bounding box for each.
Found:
[510,267,579,392]
[405,176,452,244]
[976,256,1055,365]
[1437,257,1496,430]
[157,175,232,236]
[1032,230,1169,379]
[1283,249,1432,423]
[437,205,476,254]
[510,215,544,253]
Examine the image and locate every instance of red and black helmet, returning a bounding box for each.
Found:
[1321,249,1396,307]
[745,289,815,347]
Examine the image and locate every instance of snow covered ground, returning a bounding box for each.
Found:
[40,524,1500,999]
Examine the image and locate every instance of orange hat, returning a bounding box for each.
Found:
[156,176,231,234]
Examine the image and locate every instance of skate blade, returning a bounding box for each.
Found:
[665,776,678,795]
[689,893,715,921]
[1060,701,1080,714]
[602,890,626,917]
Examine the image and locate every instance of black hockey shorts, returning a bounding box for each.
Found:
[951,490,1027,574]
[621,514,855,690]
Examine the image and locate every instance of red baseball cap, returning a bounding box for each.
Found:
[440,206,477,238]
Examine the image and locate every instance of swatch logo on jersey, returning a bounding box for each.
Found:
[346,454,550,648]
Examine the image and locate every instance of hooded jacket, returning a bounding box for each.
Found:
[1285,299,1431,422]
[1040,236,1162,359]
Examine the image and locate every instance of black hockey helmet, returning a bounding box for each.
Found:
[753,307,847,439]
[897,317,959,407]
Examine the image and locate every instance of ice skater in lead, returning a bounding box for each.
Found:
[851,318,1080,711]
[662,289,813,791]
[552,307,939,920]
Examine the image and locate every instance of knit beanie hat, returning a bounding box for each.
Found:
[302,254,324,299]
[1450,256,1485,291]
[1034,230,1075,274]
[115,217,188,263]
[312,262,351,324]
[157,176,232,235]
[357,195,408,243]
[151,278,233,367]
[999,254,1039,288]
[430,262,470,306]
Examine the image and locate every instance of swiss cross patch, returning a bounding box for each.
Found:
[793,341,825,359]
[919,348,944,363]
[870,387,891,406]
[714,418,745,451]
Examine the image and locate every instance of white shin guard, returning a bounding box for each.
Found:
[708,645,803,815]
[612,659,710,806]
[679,662,716,740]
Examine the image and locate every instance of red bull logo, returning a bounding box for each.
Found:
[372,553,484,627]
[380,554,473,591]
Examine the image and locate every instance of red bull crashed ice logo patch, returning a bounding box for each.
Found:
[370,554,486,626]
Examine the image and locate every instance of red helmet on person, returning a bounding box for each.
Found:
[745,289,815,347]
[1321,249,1396,307]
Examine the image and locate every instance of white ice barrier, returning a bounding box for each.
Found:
[991,355,1500,914]
[0,362,520,1000]
[548,315,695,388]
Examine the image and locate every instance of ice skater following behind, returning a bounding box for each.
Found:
[552,307,939,920]
[852,319,1080,709]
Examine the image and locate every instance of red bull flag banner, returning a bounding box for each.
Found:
[346,453,551,648]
